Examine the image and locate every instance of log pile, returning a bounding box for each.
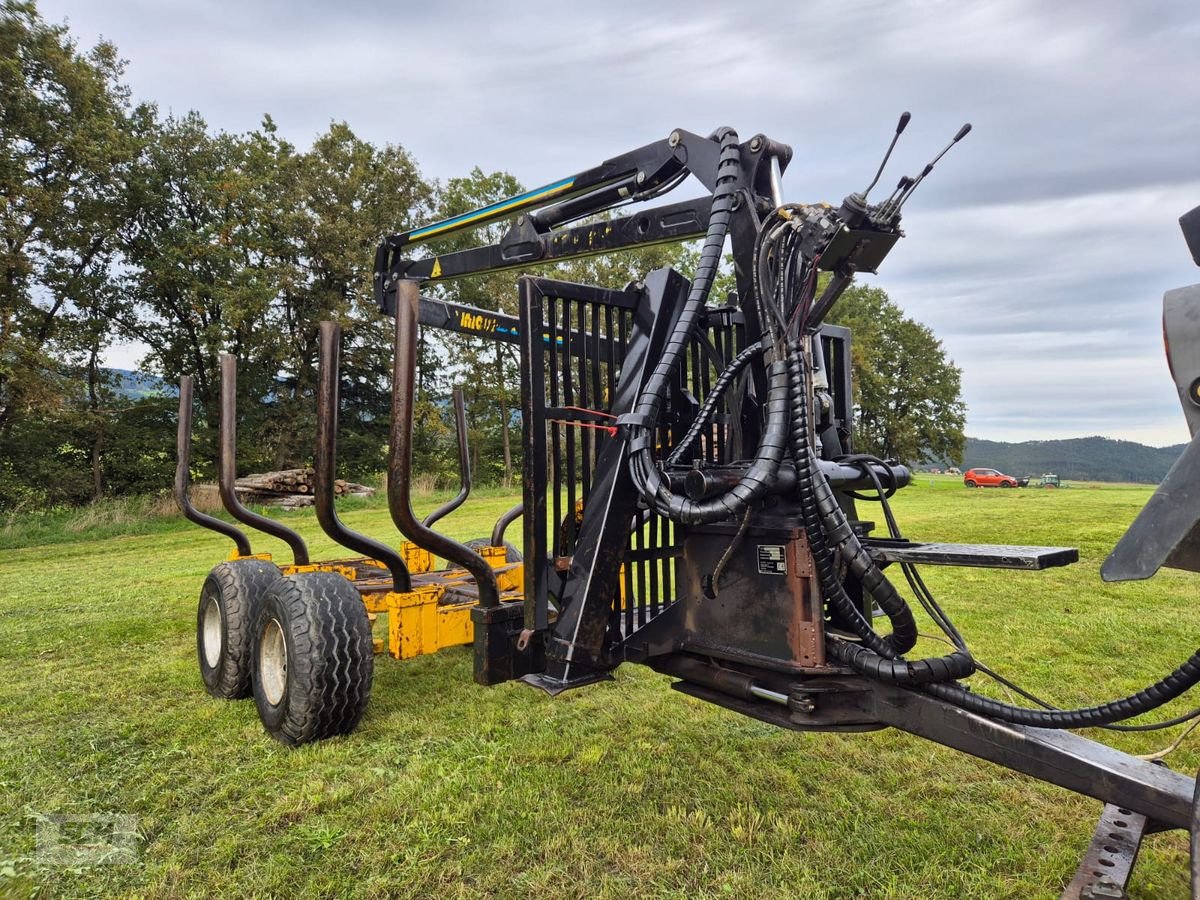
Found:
[235,467,374,509]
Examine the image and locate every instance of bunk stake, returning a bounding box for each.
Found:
[174,375,252,556]
[388,279,500,608]
[217,354,310,565]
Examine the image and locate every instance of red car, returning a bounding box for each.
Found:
[963,467,1019,488]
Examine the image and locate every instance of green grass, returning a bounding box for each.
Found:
[1,478,1197,898]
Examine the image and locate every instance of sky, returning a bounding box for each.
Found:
[40,0,1200,446]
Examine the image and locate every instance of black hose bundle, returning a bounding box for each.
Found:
[627,129,793,526]
[733,199,974,686]
[625,136,1200,731]
[785,335,974,684]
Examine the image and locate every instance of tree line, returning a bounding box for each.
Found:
[0,1,964,511]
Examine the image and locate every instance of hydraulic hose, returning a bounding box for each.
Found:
[785,339,973,684]
[783,338,907,652]
[665,341,762,467]
[696,155,1200,728]
[922,654,1200,728]
[632,359,791,524]
[627,128,795,526]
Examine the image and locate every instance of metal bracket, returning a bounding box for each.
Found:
[1060,804,1147,899]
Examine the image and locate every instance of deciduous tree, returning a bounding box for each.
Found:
[825,284,966,465]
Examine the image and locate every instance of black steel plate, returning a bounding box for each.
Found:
[867,540,1078,570]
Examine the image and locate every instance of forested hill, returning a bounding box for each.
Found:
[110,369,172,399]
[958,436,1187,484]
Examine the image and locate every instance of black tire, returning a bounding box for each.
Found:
[447,537,523,567]
[251,572,374,746]
[197,559,283,699]
[1000,481,1012,488]
[964,480,976,488]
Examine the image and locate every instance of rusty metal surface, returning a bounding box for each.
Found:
[680,511,825,671]
[175,375,252,555]
[216,354,309,565]
[314,321,410,593]
[1060,804,1147,899]
[389,280,499,608]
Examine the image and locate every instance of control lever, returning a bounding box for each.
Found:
[876,122,971,222]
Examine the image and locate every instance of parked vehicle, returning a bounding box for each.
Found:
[963,467,1019,488]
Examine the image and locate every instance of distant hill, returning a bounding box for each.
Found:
[106,368,174,400]
[950,436,1187,484]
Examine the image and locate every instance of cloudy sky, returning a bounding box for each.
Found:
[41,0,1200,446]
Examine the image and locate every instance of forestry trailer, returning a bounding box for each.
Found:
[178,115,1200,897]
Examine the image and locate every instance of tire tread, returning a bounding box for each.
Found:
[199,559,282,699]
[254,572,373,746]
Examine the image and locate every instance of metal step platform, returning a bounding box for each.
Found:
[867,539,1078,570]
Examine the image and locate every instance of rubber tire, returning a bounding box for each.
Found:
[251,572,374,746]
[1000,481,1012,488]
[964,480,976,488]
[197,559,283,700]
[447,537,523,567]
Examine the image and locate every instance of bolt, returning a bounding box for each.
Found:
[635,171,646,185]
[789,693,816,714]
[668,130,681,148]
[749,136,763,152]
[1080,876,1125,899]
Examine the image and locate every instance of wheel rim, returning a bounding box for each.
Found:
[202,597,223,668]
[260,617,287,706]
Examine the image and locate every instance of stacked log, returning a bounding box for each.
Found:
[234,467,374,508]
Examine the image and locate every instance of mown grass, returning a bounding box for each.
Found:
[1,477,1197,898]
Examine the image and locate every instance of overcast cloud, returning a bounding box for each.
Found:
[41,0,1200,446]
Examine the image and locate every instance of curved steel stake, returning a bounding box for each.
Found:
[175,375,252,556]
[315,321,411,593]
[218,354,310,565]
[491,502,524,548]
[422,387,471,529]
[389,280,500,607]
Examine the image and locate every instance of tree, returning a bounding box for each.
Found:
[0,1,149,502]
[117,113,276,438]
[261,120,430,473]
[118,116,431,477]
[825,283,966,465]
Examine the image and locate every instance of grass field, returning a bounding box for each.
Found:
[1,476,1198,898]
